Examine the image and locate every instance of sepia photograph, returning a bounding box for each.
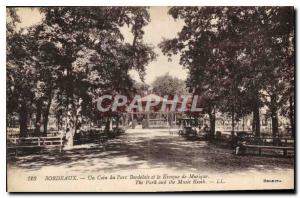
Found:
[6,6,295,192]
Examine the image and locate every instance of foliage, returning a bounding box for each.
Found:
[151,73,188,96]
[159,7,294,137]
[7,7,156,142]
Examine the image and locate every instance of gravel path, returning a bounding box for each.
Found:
[7,127,294,191]
[8,127,294,174]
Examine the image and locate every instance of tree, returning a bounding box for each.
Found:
[7,11,40,136]
[159,7,294,139]
[159,7,249,139]
[7,7,156,145]
[152,73,188,96]
[261,7,294,137]
[36,7,156,146]
[133,81,150,96]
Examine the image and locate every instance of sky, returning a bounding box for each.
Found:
[15,7,188,85]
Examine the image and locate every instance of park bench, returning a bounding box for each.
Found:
[74,129,108,144]
[243,144,294,157]
[7,136,63,155]
[242,137,294,157]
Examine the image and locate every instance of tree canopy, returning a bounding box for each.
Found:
[159,7,294,138]
[7,7,156,144]
[151,73,188,96]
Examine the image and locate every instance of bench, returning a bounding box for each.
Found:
[7,136,63,155]
[74,130,108,145]
[240,136,294,157]
[244,145,294,157]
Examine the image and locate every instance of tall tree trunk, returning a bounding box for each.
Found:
[230,105,236,148]
[19,100,28,137]
[271,113,279,137]
[231,105,235,137]
[105,116,111,132]
[251,89,261,137]
[43,94,53,136]
[252,113,256,135]
[208,107,216,140]
[56,92,63,132]
[56,113,61,131]
[65,97,82,148]
[242,113,245,131]
[65,102,75,148]
[270,94,279,137]
[35,98,42,136]
[125,113,129,127]
[116,115,120,129]
[253,105,260,137]
[289,95,294,138]
[65,66,76,148]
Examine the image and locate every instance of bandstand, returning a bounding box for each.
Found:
[127,94,181,128]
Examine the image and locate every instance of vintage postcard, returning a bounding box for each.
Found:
[6,6,295,192]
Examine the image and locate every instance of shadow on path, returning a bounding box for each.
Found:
[8,129,294,174]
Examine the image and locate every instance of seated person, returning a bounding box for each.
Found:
[234,134,247,155]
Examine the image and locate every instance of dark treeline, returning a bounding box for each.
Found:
[159,7,294,139]
[6,7,295,145]
[7,7,156,146]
